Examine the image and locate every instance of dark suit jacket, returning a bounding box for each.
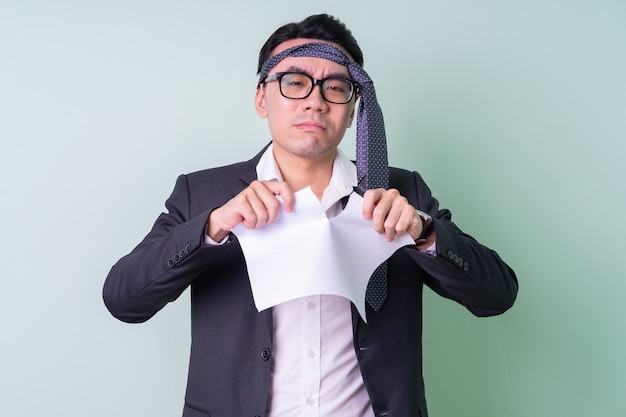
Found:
[103,146,518,417]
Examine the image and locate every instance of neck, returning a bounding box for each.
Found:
[272,148,336,200]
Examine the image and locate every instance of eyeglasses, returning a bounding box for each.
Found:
[262,72,360,104]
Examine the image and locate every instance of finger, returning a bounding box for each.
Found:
[370,189,399,236]
[394,205,420,239]
[240,192,271,229]
[210,181,292,232]
[381,197,406,241]
[361,188,384,220]
[240,181,284,228]
[246,180,294,225]
[262,180,296,213]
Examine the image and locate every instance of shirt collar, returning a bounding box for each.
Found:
[256,143,357,212]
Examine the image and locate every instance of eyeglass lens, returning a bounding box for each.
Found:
[279,73,354,104]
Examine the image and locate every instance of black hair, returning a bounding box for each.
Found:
[257,14,364,74]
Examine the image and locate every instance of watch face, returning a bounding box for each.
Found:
[416,210,434,242]
[417,210,432,222]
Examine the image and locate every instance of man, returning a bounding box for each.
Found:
[103,14,518,417]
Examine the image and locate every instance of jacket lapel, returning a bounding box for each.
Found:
[236,143,274,340]
[236,142,271,189]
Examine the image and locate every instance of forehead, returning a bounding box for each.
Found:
[269,38,353,76]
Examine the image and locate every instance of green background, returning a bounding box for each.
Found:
[1,1,624,416]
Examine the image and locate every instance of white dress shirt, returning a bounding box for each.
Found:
[257,145,375,417]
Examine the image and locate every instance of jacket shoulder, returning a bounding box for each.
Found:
[183,144,268,187]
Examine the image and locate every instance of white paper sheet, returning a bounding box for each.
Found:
[232,187,414,321]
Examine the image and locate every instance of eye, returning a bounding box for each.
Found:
[327,84,346,93]
[324,79,351,94]
[283,73,309,88]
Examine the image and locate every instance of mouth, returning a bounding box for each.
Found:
[295,120,326,131]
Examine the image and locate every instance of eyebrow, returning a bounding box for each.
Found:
[284,65,350,79]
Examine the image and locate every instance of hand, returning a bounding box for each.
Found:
[207,180,295,242]
[361,188,422,242]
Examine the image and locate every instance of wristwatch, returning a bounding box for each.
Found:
[415,210,434,244]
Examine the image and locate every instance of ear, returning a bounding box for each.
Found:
[347,104,356,128]
[255,85,268,118]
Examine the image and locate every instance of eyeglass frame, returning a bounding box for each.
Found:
[260,71,361,104]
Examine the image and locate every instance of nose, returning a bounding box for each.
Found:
[302,83,328,111]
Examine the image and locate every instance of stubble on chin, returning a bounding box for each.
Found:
[275,134,339,161]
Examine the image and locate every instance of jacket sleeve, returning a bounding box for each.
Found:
[102,174,232,323]
[403,171,518,317]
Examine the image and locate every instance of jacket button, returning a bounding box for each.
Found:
[167,258,175,268]
[261,348,271,361]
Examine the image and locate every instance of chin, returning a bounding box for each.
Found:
[295,142,338,159]
[276,137,340,158]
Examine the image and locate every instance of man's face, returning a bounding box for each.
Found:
[255,39,357,164]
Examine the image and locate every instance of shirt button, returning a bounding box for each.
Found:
[306,398,315,406]
[307,350,316,358]
[261,348,271,361]
[307,302,317,309]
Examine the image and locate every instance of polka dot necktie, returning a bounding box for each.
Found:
[259,42,390,311]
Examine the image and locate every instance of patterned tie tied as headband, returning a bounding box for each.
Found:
[259,42,390,311]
